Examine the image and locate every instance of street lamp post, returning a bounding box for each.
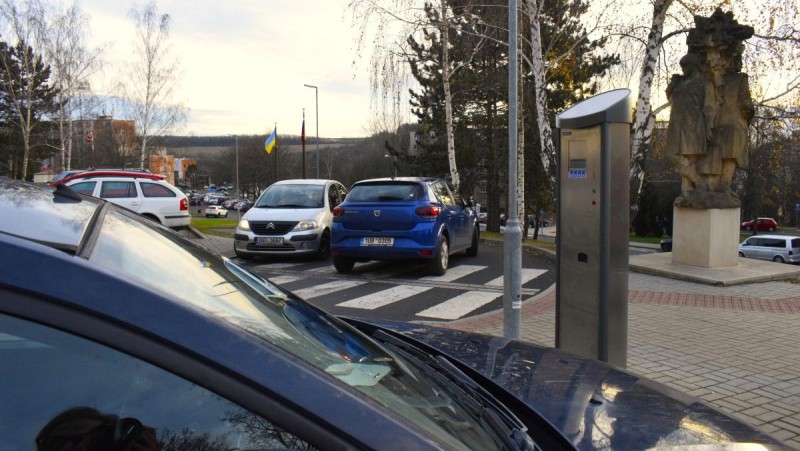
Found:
[235,135,239,199]
[304,84,319,179]
[384,154,397,178]
[232,134,240,220]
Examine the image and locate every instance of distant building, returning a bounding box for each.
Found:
[71,115,137,170]
[148,148,174,185]
[148,148,196,187]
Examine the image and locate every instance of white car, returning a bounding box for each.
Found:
[59,171,191,229]
[204,205,228,218]
[234,179,347,259]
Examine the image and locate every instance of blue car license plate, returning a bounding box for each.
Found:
[361,237,394,246]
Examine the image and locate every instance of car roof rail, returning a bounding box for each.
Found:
[49,171,166,187]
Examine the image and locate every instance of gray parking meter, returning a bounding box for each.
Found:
[555,89,631,368]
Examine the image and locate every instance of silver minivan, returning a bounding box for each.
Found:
[738,235,800,264]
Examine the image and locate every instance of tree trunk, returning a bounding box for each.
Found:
[517,73,526,238]
[526,0,556,191]
[441,0,459,188]
[631,0,674,213]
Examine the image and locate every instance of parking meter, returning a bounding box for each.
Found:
[555,89,632,367]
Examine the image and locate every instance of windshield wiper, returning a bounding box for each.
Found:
[372,330,535,451]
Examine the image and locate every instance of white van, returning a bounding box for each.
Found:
[738,235,800,264]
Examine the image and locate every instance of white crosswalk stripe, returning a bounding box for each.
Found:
[336,285,433,310]
[416,291,498,320]
[293,280,366,299]
[421,265,487,282]
[485,268,547,287]
[265,263,305,270]
[268,275,303,285]
[310,265,414,279]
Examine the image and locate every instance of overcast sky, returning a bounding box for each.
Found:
[81,0,374,138]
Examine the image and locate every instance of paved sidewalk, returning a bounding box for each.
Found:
[192,232,800,448]
[441,275,800,448]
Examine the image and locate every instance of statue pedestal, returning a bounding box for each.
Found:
[673,206,739,268]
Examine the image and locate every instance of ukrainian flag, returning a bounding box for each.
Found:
[264,128,276,154]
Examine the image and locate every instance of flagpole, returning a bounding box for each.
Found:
[274,123,278,183]
[302,109,306,179]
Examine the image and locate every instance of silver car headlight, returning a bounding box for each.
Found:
[293,220,319,231]
[238,219,251,231]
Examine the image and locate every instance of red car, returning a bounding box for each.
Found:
[741,217,778,232]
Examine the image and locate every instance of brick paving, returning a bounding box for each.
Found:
[194,232,800,448]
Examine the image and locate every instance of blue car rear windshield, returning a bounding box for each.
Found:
[348,183,423,202]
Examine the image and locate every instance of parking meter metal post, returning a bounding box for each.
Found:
[555,89,632,368]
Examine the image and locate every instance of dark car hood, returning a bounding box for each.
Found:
[345,318,784,450]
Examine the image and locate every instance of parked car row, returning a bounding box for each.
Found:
[0,178,784,450]
[223,198,254,212]
[233,178,480,276]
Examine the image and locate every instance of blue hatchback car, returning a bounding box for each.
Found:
[331,177,479,275]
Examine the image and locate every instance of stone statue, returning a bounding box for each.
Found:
[667,9,754,208]
[667,53,716,192]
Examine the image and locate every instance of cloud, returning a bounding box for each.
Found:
[81,0,374,137]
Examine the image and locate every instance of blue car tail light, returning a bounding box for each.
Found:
[415,205,440,219]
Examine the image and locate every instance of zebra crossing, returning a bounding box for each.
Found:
[246,258,555,322]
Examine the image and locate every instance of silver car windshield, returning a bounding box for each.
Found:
[87,207,506,449]
[255,184,324,208]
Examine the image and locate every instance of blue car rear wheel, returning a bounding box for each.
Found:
[334,256,355,273]
[428,238,448,276]
[466,226,479,257]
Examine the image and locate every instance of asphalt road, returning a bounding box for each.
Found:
[238,241,556,323]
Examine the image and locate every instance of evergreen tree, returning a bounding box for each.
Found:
[405,1,618,231]
[0,38,59,179]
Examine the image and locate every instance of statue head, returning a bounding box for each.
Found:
[679,53,701,76]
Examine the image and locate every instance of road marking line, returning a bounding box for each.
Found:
[336,285,433,310]
[362,266,418,279]
[421,265,487,282]
[416,291,498,320]
[268,275,302,285]
[486,268,547,287]
[293,280,366,299]
[264,263,304,269]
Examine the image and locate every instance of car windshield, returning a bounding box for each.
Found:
[348,182,424,202]
[87,207,505,448]
[255,184,324,209]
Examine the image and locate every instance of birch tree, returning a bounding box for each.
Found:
[124,1,185,169]
[348,0,486,190]
[521,0,618,214]
[41,1,103,172]
[524,0,553,188]
[629,0,673,207]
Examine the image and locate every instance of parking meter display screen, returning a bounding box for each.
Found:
[568,159,587,179]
